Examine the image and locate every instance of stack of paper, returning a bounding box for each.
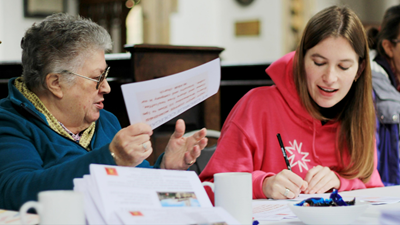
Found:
[74,164,239,225]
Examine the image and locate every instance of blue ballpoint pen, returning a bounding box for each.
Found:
[277,133,292,171]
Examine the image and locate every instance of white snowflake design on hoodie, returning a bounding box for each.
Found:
[285,140,311,173]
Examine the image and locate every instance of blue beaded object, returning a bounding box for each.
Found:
[329,189,349,206]
[295,189,355,206]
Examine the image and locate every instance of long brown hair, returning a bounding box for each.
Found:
[293,6,375,182]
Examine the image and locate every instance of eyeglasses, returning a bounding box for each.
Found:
[392,39,400,44]
[63,66,110,89]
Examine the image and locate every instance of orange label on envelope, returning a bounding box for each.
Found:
[129,211,143,216]
[105,167,118,176]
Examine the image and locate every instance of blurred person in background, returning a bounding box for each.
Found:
[367,4,400,186]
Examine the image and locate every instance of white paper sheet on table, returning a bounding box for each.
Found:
[342,195,400,205]
[121,58,221,129]
[252,193,342,222]
[379,207,400,224]
[253,192,400,222]
[0,209,38,225]
[116,207,238,225]
[252,199,296,221]
[73,164,239,225]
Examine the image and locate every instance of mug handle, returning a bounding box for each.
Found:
[19,201,42,225]
[202,181,215,192]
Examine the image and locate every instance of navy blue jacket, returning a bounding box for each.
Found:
[371,51,400,186]
[0,78,160,210]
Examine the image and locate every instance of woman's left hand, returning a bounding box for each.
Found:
[303,165,340,194]
[160,119,208,170]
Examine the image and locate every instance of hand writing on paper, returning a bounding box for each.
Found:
[160,119,208,170]
[303,165,340,194]
[109,123,153,167]
[262,169,308,199]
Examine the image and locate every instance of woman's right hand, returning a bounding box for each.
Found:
[109,123,153,167]
[262,169,308,199]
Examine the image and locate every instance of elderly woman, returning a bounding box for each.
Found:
[0,13,207,210]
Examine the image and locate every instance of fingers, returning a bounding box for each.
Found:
[194,128,207,141]
[304,165,320,183]
[304,166,327,194]
[173,119,207,140]
[125,123,153,136]
[184,129,208,166]
[280,171,306,198]
[197,135,208,151]
[172,119,185,139]
[140,140,152,153]
[186,128,208,149]
[263,170,308,199]
[118,129,151,153]
[281,180,307,198]
[283,188,291,198]
[126,141,153,158]
[111,141,153,167]
[184,144,201,165]
[304,166,340,194]
[162,119,208,170]
[301,180,308,191]
[110,123,154,167]
[285,170,307,191]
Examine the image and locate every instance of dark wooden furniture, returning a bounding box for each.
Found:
[79,0,130,53]
[125,44,224,128]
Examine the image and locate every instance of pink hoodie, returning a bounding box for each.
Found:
[199,51,383,200]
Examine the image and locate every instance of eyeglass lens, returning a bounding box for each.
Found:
[392,39,400,43]
[96,67,110,89]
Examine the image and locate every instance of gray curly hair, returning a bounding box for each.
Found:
[21,13,112,92]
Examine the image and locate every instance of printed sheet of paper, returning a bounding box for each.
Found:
[86,164,213,224]
[252,200,296,221]
[116,207,239,225]
[0,209,38,225]
[252,192,400,222]
[121,58,221,129]
[298,193,400,205]
[341,195,400,205]
[252,193,350,221]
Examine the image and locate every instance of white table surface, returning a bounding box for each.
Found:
[258,185,400,224]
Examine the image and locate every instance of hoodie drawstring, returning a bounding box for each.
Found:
[312,120,322,164]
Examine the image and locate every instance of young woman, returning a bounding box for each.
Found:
[200,5,383,200]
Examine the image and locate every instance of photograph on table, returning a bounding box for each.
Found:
[157,192,200,207]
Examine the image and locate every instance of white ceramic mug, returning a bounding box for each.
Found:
[202,172,252,225]
[19,190,85,225]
